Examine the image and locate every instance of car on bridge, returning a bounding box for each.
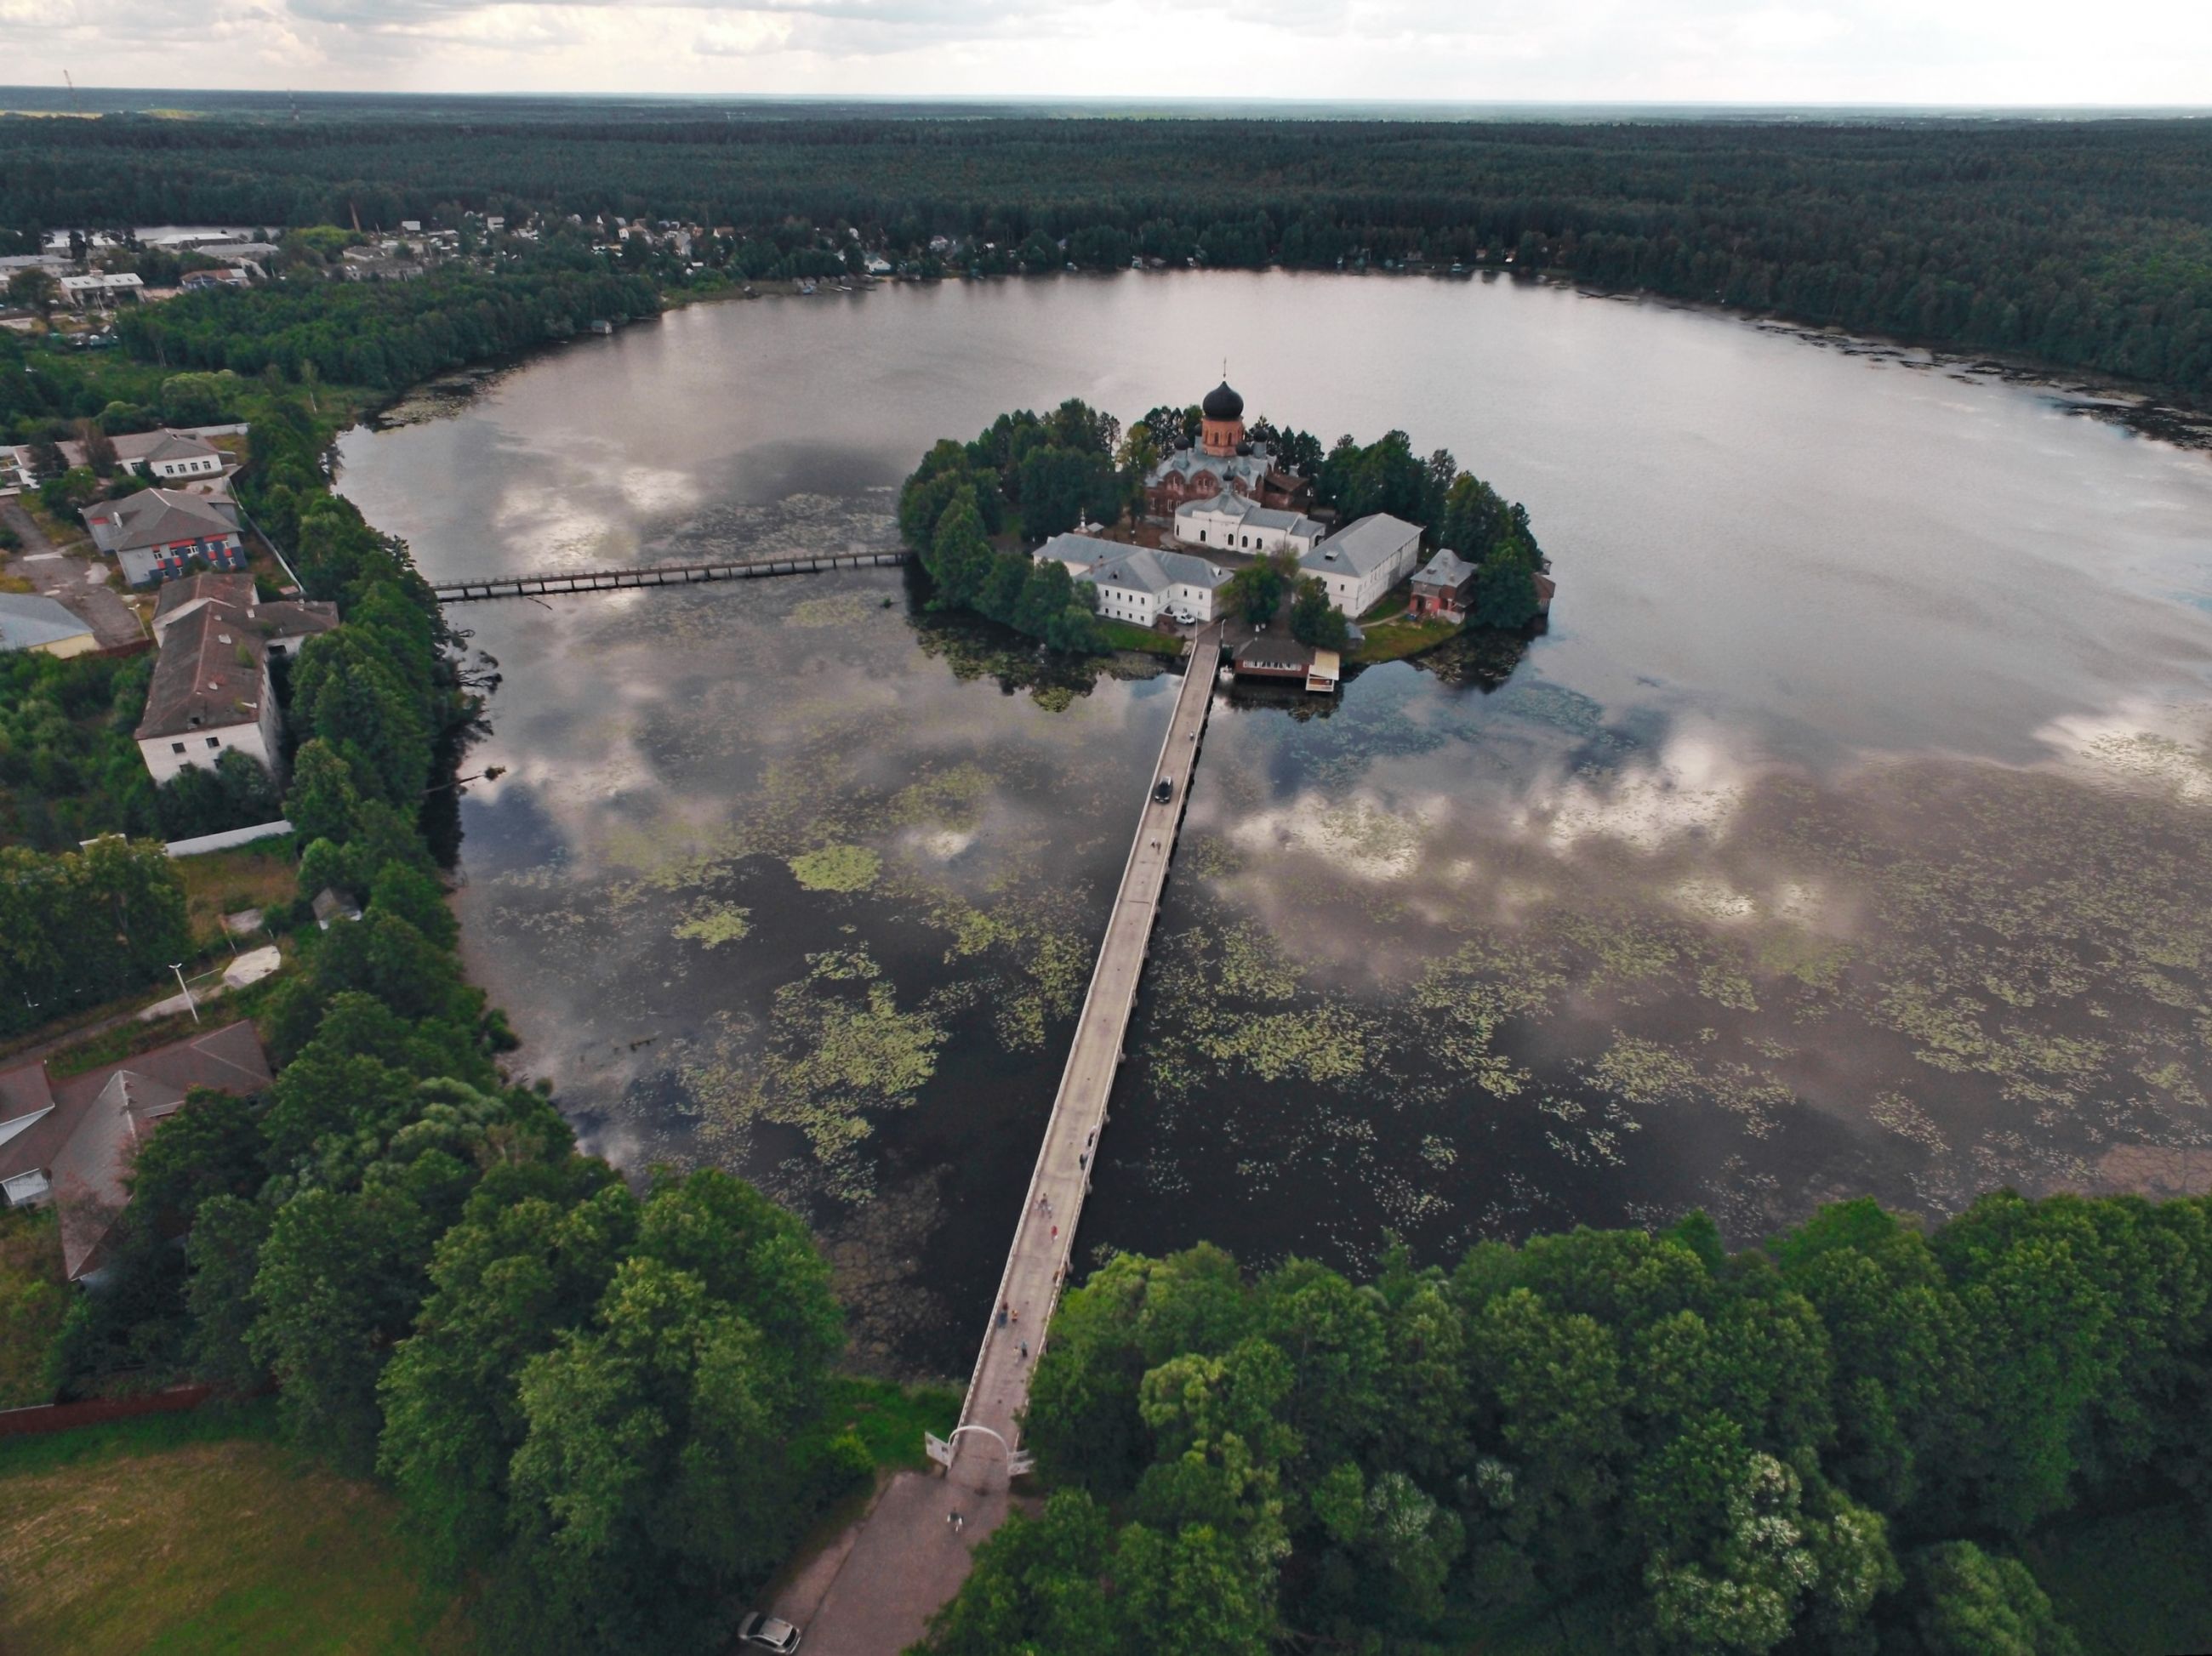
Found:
[1153,777,1175,805]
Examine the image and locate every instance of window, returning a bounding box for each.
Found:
[170,742,185,754]
[206,736,221,749]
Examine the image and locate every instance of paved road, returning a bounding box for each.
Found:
[2,499,144,651]
[950,623,1223,1488]
[773,1471,1012,1656]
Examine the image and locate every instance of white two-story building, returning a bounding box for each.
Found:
[1035,532,1230,627]
[134,574,338,787]
[1299,513,1424,617]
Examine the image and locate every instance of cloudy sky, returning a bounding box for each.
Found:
[6,0,2209,105]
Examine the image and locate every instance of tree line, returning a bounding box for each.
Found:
[927,1192,2209,1653]
[5,112,2210,400]
[28,384,874,1653]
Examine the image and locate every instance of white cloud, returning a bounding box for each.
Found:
[5,0,2208,99]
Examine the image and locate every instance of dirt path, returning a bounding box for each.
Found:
[2,499,145,651]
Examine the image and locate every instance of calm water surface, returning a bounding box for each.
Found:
[338,274,2212,1376]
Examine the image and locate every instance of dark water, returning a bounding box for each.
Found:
[338,274,2212,1377]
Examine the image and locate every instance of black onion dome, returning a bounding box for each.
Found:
[1201,380,1244,420]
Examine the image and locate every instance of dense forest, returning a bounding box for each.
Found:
[5,111,2212,400]
[928,1193,2212,1653]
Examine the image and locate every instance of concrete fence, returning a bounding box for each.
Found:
[164,819,294,858]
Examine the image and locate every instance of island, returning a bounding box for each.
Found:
[897,375,1554,690]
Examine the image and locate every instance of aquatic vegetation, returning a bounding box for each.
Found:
[671,899,752,948]
[789,844,883,892]
[687,947,949,1204]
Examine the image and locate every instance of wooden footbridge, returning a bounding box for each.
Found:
[429,548,909,603]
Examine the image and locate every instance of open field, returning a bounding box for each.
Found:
[1348,612,1459,663]
[0,1407,472,1655]
[174,839,298,946]
[0,1207,69,1408]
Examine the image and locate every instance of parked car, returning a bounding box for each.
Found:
[1153,778,1174,805]
[736,1613,802,1653]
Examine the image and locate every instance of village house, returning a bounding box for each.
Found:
[82,488,245,587]
[1409,547,1479,620]
[0,1021,272,1282]
[180,268,252,293]
[1035,532,1231,626]
[133,572,336,786]
[1142,379,1314,519]
[1300,512,1423,618]
[0,593,98,658]
[114,429,227,481]
[1173,490,1325,558]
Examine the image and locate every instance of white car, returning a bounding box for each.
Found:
[737,1612,802,1653]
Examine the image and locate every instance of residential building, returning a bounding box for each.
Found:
[114,429,226,481]
[57,271,144,307]
[1036,533,1230,626]
[1300,513,1423,617]
[180,268,252,292]
[150,570,337,658]
[1409,548,1478,620]
[134,606,281,785]
[132,572,336,786]
[1174,490,1325,558]
[0,593,98,658]
[0,1022,272,1281]
[82,488,244,587]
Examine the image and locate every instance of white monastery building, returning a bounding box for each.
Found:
[1035,532,1231,626]
[1298,513,1423,617]
[1173,491,1325,558]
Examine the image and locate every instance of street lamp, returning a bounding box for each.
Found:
[170,962,199,1024]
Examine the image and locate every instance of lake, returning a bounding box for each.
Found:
[337,272,2212,1377]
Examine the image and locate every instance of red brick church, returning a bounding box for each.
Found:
[1143,379,1314,520]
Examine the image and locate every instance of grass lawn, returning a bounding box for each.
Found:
[174,839,299,947]
[1349,613,1462,664]
[0,1405,473,1655]
[44,973,281,1081]
[2027,1500,2212,1655]
[0,1207,70,1408]
[1097,619,1187,658]
[830,1375,963,1472]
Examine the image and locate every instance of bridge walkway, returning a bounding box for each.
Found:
[943,623,1223,1490]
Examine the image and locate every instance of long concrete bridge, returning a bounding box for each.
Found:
[938,620,1224,1488]
[428,547,909,603]
[790,624,1223,1653]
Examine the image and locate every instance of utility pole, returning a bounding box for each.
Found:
[170,962,200,1024]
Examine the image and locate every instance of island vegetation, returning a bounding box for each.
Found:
[926,1192,2212,1655]
[4,108,2210,405]
[896,401,1549,659]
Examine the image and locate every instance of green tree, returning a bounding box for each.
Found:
[1288,576,1348,649]
[1908,1541,2083,1656]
